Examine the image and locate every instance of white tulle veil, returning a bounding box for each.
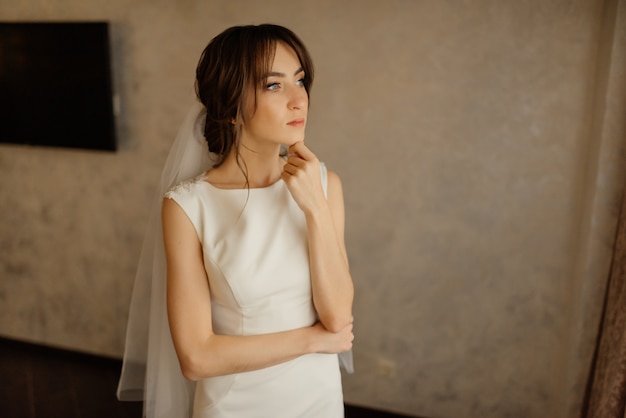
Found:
[116,100,212,417]
[117,99,353,417]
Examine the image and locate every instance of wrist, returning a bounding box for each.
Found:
[303,325,319,354]
[303,199,330,223]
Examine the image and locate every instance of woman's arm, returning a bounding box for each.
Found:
[162,198,353,381]
[282,143,355,333]
[303,171,354,332]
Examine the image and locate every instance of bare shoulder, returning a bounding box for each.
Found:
[162,196,184,217]
[324,168,347,239]
[325,169,345,210]
[162,197,195,233]
[326,168,343,192]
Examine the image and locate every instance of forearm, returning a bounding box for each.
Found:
[180,326,315,381]
[305,205,354,332]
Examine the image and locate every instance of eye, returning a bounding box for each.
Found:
[266,82,281,91]
[296,72,306,87]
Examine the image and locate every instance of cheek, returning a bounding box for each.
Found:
[258,108,282,126]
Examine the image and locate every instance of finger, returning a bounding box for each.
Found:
[288,141,316,161]
[281,170,296,184]
[282,162,298,175]
[343,323,353,333]
[287,155,306,168]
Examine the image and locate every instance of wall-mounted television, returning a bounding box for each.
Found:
[0,22,116,151]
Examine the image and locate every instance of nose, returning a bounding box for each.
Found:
[288,86,308,110]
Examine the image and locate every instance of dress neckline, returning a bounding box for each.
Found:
[200,173,284,191]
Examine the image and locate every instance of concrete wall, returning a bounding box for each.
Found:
[1,1,624,417]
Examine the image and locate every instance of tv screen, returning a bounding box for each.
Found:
[0,22,116,151]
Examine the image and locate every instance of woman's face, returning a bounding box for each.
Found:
[240,42,309,149]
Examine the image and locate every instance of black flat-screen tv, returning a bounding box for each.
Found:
[0,22,116,151]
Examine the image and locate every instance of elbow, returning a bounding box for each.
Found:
[178,351,220,381]
[175,334,227,380]
[319,298,354,333]
[321,314,353,334]
[179,353,204,381]
[324,321,349,334]
[182,369,201,382]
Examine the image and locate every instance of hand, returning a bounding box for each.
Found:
[310,321,354,354]
[281,142,326,214]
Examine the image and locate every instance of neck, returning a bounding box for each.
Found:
[219,143,284,188]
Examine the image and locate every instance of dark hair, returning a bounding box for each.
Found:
[195,24,314,168]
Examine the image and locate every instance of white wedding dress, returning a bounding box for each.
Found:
[164,163,344,418]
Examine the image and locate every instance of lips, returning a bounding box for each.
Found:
[287,118,305,127]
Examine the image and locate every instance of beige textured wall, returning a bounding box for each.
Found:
[1,1,624,417]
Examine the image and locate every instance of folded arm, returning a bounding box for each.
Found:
[281,142,355,333]
[304,170,354,332]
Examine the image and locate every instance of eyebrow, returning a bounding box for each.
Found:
[265,67,305,78]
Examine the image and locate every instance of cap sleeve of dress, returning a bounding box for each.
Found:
[163,176,205,241]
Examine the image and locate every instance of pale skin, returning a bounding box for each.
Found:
[163,42,354,381]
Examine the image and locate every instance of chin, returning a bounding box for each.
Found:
[283,136,305,146]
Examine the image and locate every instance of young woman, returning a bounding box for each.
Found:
[118,24,354,418]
